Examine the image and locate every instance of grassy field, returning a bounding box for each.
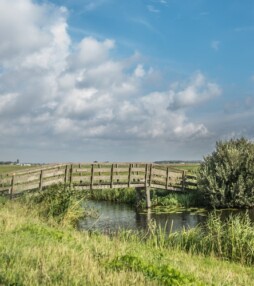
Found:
[0,163,200,175]
[167,163,200,172]
[0,164,36,174]
[0,191,254,285]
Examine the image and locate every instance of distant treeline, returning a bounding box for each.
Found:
[154,160,202,164]
[0,161,15,165]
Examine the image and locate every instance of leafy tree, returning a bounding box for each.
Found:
[198,138,254,208]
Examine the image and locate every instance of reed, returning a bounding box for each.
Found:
[147,211,254,265]
[88,187,137,204]
[23,184,87,226]
[151,191,201,208]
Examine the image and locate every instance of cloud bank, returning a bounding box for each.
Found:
[0,0,222,161]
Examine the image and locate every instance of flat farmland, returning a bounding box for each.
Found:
[0,165,36,174]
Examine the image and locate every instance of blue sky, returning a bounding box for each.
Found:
[0,0,254,163]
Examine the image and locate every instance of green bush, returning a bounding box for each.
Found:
[27,184,86,226]
[198,138,254,208]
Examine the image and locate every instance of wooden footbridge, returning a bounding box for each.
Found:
[0,162,197,207]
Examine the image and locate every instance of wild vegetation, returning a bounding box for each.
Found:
[88,187,137,205]
[198,138,254,208]
[87,187,201,209]
[23,184,88,226]
[2,139,254,284]
[1,192,254,285]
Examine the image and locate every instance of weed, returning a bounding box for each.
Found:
[107,254,203,285]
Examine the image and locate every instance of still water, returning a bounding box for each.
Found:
[79,200,254,233]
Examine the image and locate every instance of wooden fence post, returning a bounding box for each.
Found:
[182,170,186,191]
[39,170,43,191]
[69,164,73,187]
[90,164,94,190]
[128,163,132,187]
[145,164,152,208]
[145,186,151,208]
[110,164,114,188]
[144,164,149,188]
[149,164,153,187]
[64,165,69,185]
[166,167,169,190]
[10,174,15,199]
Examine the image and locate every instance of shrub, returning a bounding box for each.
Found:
[27,184,86,226]
[198,138,254,208]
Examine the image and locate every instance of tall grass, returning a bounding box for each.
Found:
[146,211,254,265]
[23,184,88,226]
[151,191,201,208]
[88,187,201,209]
[88,187,137,204]
[1,199,254,285]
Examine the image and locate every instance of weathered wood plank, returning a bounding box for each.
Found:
[131,174,145,180]
[186,174,197,180]
[128,164,132,187]
[74,182,145,190]
[152,168,167,176]
[185,181,198,187]
[42,169,65,178]
[39,170,43,191]
[42,178,65,187]
[112,175,128,180]
[151,183,182,191]
[90,164,94,189]
[72,176,91,183]
[166,167,169,190]
[149,164,153,187]
[152,176,167,183]
[0,186,10,192]
[14,182,40,193]
[0,162,197,194]
[168,172,183,179]
[0,177,12,184]
[14,173,40,184]
[73,168,92,173]
[110,164,114,188]
[3,164,65,177]
[131,167,146,172]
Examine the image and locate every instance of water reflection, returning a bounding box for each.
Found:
[79,200,254,234]
[135,210,206,233]
[79,201,207,233]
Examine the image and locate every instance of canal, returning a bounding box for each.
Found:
[79,200,254,233]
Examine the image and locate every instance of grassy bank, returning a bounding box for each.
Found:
[1,189,254,285]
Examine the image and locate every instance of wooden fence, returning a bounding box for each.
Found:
[0,163,197,199]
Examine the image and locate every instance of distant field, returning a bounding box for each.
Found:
[168,164,200,172]
[0,163,200,175]
[0,165,35,174]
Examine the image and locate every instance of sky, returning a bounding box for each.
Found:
[0,0,254,163]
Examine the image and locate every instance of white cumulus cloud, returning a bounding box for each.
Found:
[168,72,221,110]
[0,0,223,161]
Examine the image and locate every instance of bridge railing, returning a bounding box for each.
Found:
[0,163,197,197]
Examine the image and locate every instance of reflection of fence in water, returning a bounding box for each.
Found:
[0,163,197,200]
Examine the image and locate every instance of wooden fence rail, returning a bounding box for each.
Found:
[0,163,197,204]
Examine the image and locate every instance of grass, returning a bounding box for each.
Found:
[167,164,200,173]
[1,197,254,285]
[88,187,137,205]
[87,187,201,210]
[148,211,254,266]
[151,190,202,208]
[0,164,36,174]
[23,184,88,226]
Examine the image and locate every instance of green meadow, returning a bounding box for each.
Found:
[1,186,254,285]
